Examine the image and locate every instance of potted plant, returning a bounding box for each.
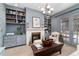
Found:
[16,26,23,35]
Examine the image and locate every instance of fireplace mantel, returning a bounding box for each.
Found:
[27,28,44,31]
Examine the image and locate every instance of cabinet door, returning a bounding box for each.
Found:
[3,36,17,48]
[4,41,17,48]
[17,35,26,45]
[4,36,16,42]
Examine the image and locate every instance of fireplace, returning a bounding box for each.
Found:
[32,32,41,43]
[26,28,44,45]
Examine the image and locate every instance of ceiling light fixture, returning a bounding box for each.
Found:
[41,4,54,16]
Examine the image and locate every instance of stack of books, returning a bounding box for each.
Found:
[34,44,43,49]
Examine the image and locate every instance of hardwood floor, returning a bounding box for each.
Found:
[5,44,76,56]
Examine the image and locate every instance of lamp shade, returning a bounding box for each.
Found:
[46,5,50,9]
[43,11,45,14]
[50,8,54,11]
[41,8,45,11]
[48,10,51,14]
[14,3,18,7]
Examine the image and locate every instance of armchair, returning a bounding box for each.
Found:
[49,32,64,44]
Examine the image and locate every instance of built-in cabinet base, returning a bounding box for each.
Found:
[3,35,26,48]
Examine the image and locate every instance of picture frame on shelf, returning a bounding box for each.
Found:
[32,17,40,28]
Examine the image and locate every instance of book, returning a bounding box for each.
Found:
[34,44,43,49]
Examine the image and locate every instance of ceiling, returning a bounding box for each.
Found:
[6,3,77,14]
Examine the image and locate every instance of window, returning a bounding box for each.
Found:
[62,17,69,34]
[73,18,79,44]
[61,17,69,41]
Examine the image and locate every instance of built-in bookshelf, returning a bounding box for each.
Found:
[5,6,26,35]
[3,5,26,48]
[6,8,26,25]
[48,18,51,34]
[44,17,51,35]
[6,8,16,23]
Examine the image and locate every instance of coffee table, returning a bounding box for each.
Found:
[31,43,63,56]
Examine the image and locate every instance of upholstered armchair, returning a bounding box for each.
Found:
[49,32,64,44]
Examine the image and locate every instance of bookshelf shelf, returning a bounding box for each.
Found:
[6,17,16,20]
[44,17,51,35]
[5,6,26,35]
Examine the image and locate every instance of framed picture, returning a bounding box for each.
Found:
[32,17,40,28]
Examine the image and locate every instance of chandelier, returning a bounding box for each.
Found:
[41,4,54,16]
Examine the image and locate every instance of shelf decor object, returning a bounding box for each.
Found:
[32,17,40,28]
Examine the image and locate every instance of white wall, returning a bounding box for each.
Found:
[0,4,5,47]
